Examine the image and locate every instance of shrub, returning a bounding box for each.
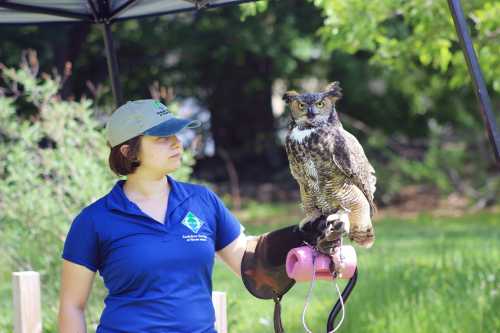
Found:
[0,60,194,331]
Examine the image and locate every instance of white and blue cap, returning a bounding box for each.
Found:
[106,99,201,148]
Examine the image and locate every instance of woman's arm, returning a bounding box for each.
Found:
[58,259,96,333]
[216,232,247,277]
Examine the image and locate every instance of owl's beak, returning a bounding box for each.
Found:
[307,106,315,119]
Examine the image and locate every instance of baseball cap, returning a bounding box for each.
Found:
[106,99,201,147]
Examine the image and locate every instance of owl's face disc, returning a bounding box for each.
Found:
[288,93,336,129]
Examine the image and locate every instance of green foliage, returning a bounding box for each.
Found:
[396,121,467,193]
[0,66,114,332]
[0,63,194,331]
[363,119,498,205]
[313,0,500,93]
[239,1,268,20]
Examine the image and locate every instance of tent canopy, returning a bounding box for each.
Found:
[0,0,254,24]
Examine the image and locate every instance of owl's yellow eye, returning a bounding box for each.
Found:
[316,101,325,108]
[298,102,306,110]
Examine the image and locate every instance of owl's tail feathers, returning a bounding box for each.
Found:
[369,201,378,218]
[347,201,375,248]
[368,170,377,217]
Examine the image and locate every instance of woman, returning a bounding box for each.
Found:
[58,99,328,333]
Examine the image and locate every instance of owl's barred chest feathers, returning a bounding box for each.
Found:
[286,125,350,214]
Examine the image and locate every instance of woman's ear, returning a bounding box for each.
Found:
[120,145,130,158]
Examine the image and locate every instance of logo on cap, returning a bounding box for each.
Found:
[154,100,169,116]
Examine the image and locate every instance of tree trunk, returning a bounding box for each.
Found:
[53,23,91,99]
[202,52,286,181]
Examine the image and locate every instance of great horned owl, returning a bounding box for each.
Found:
[283,82,376,248]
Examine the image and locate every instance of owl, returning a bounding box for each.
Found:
[283,82,377,248]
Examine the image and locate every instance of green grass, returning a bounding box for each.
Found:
[213,205,500,333]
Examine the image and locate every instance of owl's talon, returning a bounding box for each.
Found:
[311,213,349,255]
[326,212,350,235]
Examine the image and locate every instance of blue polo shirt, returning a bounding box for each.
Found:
[62,176,242,333]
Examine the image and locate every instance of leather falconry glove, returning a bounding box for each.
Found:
[241,215,345,333]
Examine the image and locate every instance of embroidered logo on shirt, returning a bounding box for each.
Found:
[181,211,204,233]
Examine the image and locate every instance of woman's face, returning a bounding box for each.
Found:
[136,135,183,175]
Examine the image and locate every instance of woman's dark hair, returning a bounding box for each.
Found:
[108,135,143,176]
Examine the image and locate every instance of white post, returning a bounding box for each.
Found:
[212,291,227,333]
[12,271,42,333]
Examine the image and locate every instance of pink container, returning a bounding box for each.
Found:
[286,245,357,282]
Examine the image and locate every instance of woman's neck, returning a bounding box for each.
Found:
[123,172,169,201]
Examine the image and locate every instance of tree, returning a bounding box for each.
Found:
[311,0,500,124]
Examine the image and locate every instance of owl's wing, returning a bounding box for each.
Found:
[330,128,377,215]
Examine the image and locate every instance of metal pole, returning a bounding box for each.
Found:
[110,0,139,20]
[447,0,500,164]
[102,22,124,107]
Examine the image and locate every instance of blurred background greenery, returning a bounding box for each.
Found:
[0,0,499,332]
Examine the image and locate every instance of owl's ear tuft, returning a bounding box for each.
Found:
[324,81,342,102]
[282,91,299,104]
